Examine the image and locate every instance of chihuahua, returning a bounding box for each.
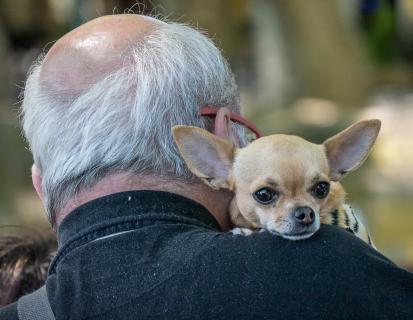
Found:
[172,117,380,245]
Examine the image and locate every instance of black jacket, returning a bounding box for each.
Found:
[1,190,413,319]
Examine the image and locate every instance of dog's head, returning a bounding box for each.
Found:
[172,119,380,240]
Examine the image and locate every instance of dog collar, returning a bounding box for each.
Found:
[199,105,262,139]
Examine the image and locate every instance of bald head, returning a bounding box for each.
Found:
[41,15,163,92]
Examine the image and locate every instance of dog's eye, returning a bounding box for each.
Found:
[253,188,278,204]
[312,182,330,199]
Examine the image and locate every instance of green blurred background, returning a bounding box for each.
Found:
[0,0,412,269]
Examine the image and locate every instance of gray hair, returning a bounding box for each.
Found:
[21,20,248,223]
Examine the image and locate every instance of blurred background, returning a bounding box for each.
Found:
[0,0,412,269]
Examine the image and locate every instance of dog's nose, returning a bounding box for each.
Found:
[293,206,315,225]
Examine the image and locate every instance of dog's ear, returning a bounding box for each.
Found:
[172,125,235,189]
[323,119,381,181]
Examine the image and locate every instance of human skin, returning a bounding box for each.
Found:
[32,15,234,230]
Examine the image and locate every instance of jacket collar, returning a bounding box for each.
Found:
[57,190,221,247]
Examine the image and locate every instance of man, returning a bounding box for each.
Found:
[1,14,412,320]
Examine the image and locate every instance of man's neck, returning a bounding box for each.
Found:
[56,173,233,231]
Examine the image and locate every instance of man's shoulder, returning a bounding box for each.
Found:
[204,224,375,261]
[197,224,398,283]
[189,224,413,319]
[0,301,18,320]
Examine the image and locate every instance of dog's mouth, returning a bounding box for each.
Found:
[265,214,321,241]
[267,224,319,241]
[280,230,317,241]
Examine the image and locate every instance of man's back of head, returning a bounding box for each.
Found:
[22,14,247,226]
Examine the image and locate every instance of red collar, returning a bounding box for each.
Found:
[199,106,262,139]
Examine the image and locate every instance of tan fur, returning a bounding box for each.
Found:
[172,120,380,244]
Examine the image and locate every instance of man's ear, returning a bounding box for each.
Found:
[31,164,45,204]
[172,125,235,190]
[213,107,239,147]
[323,119,381,181]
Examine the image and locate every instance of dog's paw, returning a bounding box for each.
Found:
[230,227,255,236]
